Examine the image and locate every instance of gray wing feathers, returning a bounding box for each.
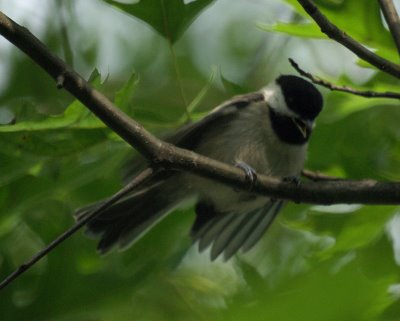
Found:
[194,200,284,260]
[222,203,275,260]
[196,215,233,252]
[240,201,284,253]
[210,211,251,260]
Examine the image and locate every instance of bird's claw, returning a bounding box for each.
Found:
[235,162,257,191]
[282,176,301,186]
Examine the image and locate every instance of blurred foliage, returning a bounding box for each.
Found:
[0,0,400,321]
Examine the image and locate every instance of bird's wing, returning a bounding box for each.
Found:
[191,200,284,261]
[168,92,264,149]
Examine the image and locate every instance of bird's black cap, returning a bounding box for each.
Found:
[276,75,323,120]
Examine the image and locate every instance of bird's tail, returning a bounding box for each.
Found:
[75,180,184,254]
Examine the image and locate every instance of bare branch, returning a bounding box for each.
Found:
[289,58,400,99]
[296,0,400,79]
[0,168,155,291]
[379,0,400,57]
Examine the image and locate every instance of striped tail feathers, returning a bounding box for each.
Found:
[191,200,284,261]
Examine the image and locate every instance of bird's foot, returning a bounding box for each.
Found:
[282,175,301,186]
[282,176,301,203]
[235,162,257,191]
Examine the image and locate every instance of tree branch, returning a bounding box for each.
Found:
[289,58,400,99]
[296,0,400,79]
[379,0,400,57]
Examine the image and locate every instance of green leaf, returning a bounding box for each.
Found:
[187,65,218,115]
[104,0,216,43]
[0,107,97,133]
[258,21,326,39]
[0,69,107,133]
[221,73,248,95]
[0,129,109,157]
[114,73,139,113]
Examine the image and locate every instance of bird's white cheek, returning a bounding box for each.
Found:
[262,83,295,117]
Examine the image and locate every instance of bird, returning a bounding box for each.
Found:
[75,74,323,261]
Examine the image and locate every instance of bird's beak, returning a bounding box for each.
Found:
[291,118,312,138]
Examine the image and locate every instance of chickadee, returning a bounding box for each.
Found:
[76,75,323,261]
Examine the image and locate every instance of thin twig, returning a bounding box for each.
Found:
[297,0,400,79]
[0,168,155,291]
[289,58,400,99]
[379,0,400,57]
